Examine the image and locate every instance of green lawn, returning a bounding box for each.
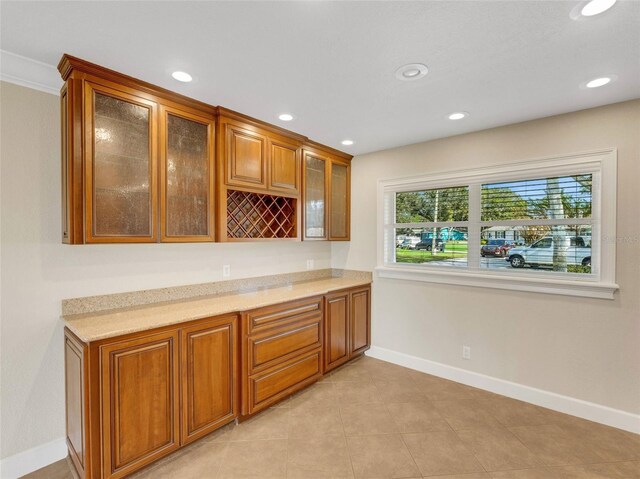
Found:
[396,241,468,264]
[442,240,468,252]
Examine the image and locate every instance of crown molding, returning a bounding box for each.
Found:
[1,50,62,95]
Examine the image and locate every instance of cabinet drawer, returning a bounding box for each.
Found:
[248,349,321,414]
[250,317,321,373]
[245,297,322,334]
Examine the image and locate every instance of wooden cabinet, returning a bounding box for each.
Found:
[59,55,216,244]
[59,55,351,244]
[64,286,369,478]
[216,112,303,241]
[64,334,86,477]
[269,139,299,193]
[302,145,351,241]
[241,297,323,415]
[100,331,180,479]
[302,151,328,239]
[84,82,158,243]
[323,285,371,373]
[324,291,350,371]
[64,314,239,479]
[350,286,371,356]
[160,107,215,241]
[225,123,268,189]
[329,160,350,240]
[181,315,237,444]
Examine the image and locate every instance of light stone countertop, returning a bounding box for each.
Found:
[64,276,371,343]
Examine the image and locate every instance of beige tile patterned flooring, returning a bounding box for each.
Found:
[24,356,640,478]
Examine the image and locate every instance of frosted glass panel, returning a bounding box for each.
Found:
[93,92,151,236]
[305,156,326,238]
[330,163,348,238]
[166,114,209,236]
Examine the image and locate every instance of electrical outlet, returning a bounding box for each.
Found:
[306,259,314,270]
[462,345,471,360]
[223,264,231,278]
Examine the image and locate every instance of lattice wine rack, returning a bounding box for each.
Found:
[226,190,297,239]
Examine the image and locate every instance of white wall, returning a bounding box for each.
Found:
[0,81,331,460]
[333,100,640,416]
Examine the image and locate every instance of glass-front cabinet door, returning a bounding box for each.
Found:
[329,160,350,240]
[85,82,158,242]
[160,107,214,241]
[303,152,327,239]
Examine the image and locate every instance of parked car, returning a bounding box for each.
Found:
[415,239,445,251]
[398,236,421,249]
[481,239,515,257]
[507,236,591,268]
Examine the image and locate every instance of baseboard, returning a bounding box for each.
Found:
[0,437,67,479]
[367,345,640,434]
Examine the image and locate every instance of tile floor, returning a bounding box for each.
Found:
[24,356,640,478]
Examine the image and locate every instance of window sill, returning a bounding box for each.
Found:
[375,265,619,299]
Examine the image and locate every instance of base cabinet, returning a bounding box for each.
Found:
[324,291,350,371]
[241,297,323,416]
[65,285,370,478]
[324,285,371,373]
[65,314,238,479]
[101,332,180,479]
[181,316,238,445]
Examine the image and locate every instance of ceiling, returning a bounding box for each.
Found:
[1,1,639,155]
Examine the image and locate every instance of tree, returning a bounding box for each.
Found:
[547,177,567,272]
[481,187,528,221]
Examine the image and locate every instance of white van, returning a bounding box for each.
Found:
[507,236,591,269]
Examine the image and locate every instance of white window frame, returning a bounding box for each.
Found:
[376,148,618,299]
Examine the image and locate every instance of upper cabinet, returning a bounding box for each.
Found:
[302,145,351,241]
[58,55,350,244]
[85,82,158,242]
[216,112,304,242]
[160,107,215,242]
[225,124,268,189]
[59,55,216,244]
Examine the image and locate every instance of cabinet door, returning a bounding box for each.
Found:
[303,152,328,240]
[160,107,215,241]
[85,82,158,243]
[329,160,350,241]
[324,291,350,372]
[181,316,238,445]
[226,124,267,188]
[350,286,371,357]
[269,139,299,193]
[101,332,179,479]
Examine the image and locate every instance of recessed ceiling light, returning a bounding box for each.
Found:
[171,71,192,82]
[395,63,428,81]
[448,112,468,120]
[586,77,612,88]
[341,140,354,146]
[278,113,294,121]
[581,0,616,16]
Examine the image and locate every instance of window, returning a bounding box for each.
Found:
[378,149,618,299]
